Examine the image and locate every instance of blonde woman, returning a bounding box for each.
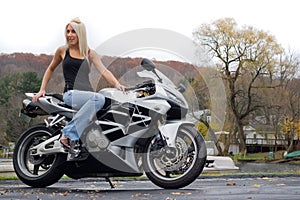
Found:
[33,17,125,160]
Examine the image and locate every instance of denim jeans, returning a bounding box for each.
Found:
[61,90,105,141]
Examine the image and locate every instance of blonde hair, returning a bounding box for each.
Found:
[65,17,89,58]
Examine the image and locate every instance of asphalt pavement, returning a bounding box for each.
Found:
[1,158,300,199]
[1,175,300,199]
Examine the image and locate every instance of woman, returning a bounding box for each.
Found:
[33,17,125,160]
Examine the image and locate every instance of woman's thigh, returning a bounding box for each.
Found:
[63,90,102,110]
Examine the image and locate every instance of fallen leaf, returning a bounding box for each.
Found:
[0,189,9,195]
[252,184,261,188]
[165,197,176,200]
[226,183,237,186]
[60,191,69,196]
[275,184,286,186]
[134,193,143,197]
[171,191,192,195]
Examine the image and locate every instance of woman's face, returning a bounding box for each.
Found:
[66,24,78,46]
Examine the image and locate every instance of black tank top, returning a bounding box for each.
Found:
[62,49,93,92]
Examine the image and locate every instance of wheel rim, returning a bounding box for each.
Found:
[146,128,198,181]
[16,130,57,178]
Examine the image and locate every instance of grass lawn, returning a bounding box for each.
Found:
[233,150,286,162]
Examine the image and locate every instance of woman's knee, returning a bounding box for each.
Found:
[92,93,105,109]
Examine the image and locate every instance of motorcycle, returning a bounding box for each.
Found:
[13,58,207,189]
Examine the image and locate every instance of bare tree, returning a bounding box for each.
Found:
[193,18,283,153]
[260,51,300,152]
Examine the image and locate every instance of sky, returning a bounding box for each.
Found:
[1,0,300,62]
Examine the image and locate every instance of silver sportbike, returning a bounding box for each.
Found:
[13,58,207,189]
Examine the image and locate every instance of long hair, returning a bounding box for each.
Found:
[65,17,89,58]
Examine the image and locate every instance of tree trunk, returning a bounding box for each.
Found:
[224,120,238,156]
[237,121,246,154]
[223,134,231,156]
[287,137,294,153]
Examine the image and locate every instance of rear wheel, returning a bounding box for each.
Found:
[143,125,207,189]
[13,124,65,187]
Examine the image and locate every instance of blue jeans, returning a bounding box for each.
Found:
[61,90,105,141]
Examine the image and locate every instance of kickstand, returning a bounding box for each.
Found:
[105,177,115,189]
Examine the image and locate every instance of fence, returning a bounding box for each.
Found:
[246,138,286,146]
[246,138,286,153]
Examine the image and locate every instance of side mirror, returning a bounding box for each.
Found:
[141,58,156,71]
[141,58,162,83]
[177,83,186,93]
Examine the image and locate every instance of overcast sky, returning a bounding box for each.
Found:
[1,0,300,61]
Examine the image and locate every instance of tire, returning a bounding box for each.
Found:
[143,125,207,189]
[13,124,65,188]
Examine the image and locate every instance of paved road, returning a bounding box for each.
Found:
[1,175,300,199]
[1,158,300,199]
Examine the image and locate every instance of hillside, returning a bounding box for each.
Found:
[0,53,200,92]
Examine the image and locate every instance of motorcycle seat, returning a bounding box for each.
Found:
[45,93,74,110]
[46,93,63,101]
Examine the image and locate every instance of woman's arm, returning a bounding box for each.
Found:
[32,46,64,102]
[89,49,125,91]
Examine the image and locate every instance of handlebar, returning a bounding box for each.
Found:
[124,80,154,92]
[124,85,138,92]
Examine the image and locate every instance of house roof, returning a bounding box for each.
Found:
[247,124,276,134]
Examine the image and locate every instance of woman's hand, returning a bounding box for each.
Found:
[32,90,46,102]
[115,82,126,93]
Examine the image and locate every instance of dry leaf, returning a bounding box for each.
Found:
[171,191,192,195]
[134,193,143,197]
[60,191,69,196]
[226,183,237,186]
[275,184,286,186]
[165,197,176,200]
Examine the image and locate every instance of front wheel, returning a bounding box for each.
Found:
[143,125,207,189]
[13,124,65,187]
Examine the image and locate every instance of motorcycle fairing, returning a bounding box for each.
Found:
[159,120,195,148]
